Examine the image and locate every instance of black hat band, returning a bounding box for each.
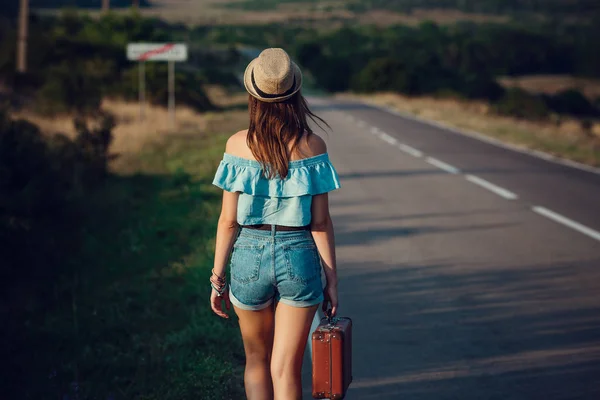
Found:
[251,69,297,99]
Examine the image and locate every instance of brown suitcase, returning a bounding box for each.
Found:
[311,314,353,399]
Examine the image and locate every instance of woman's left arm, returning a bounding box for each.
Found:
[210,189,240,319]
[213,190,240,278]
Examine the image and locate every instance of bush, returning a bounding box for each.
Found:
[352,58,414,94]
[460,73,505,101]
[493,87,550,120]
[0,110,114,288]
[546,88,598,117]
[120,64,217,111]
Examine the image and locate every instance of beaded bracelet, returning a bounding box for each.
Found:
[211,282,228,297]
[210,269,227,296]
[210,274,225,285]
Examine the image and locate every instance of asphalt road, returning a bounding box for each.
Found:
[301,96,600,400]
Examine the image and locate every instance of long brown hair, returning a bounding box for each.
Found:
[247,92,330,180]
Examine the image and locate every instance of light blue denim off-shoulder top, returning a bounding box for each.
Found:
[212,152,341,226]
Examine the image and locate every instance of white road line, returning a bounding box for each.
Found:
[380,133,398,145]
[373,104,600,176]
[397,143,423,158]
[426,157,460,174]
[370,127,380,135]
[532,206,600,242]
[465,175,518,200]
[357,120,366,128]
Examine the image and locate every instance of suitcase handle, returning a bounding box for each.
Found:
[322,309,339,327]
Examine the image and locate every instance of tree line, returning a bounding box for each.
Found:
[222,0,600,18]
[197,20,600,120]
[0,11,237,116]
[346,0,600,18]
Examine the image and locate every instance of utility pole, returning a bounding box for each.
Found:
[102,0,110,13]
[16,0,29,73]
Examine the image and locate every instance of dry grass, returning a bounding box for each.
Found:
[15,99,206,154]
[13,92,249,157]
[204,84,249,108]
[499,75,600,101]
[338,92,600,167]
[46,0,508,26]
[145,5,508,26]
[358,8,508,26]
[138,4,354,26]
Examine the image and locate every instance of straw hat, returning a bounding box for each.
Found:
[243,48,303,103]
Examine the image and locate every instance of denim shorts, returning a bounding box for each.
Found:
[228,225,324,311]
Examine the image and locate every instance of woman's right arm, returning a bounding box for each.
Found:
[310,192,338,316]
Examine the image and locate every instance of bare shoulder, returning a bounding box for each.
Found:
[225,130,250,156]
[304,132,328,157]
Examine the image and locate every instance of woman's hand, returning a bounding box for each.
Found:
[210,287,231,319]
[322,282,338,317]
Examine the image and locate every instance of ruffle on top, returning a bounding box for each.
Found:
[212,152,341,197]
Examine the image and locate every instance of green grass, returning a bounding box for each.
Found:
[7,131,245,399]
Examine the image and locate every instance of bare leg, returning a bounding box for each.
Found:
[233,302,276,400]
[271,301,319,400]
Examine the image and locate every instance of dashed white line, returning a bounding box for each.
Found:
[373,104,600,176]
[380,133,398,145]
[426,157,460,174]
[350,119,599,241]
[532,206,600,242]
[465,175,518,200]
[397,143,423,158]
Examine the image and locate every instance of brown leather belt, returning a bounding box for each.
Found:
[241,224,310,231]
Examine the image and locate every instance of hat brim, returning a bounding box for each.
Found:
[243,58,303,103]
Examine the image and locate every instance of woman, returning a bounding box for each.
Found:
[210,48,341,399]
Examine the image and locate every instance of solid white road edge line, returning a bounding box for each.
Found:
[426,157,460,174]
[465,175,518,200]
[532,206,600,242]
[397,143,423,158]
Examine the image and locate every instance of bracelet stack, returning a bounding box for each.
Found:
[210,268,227,297]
